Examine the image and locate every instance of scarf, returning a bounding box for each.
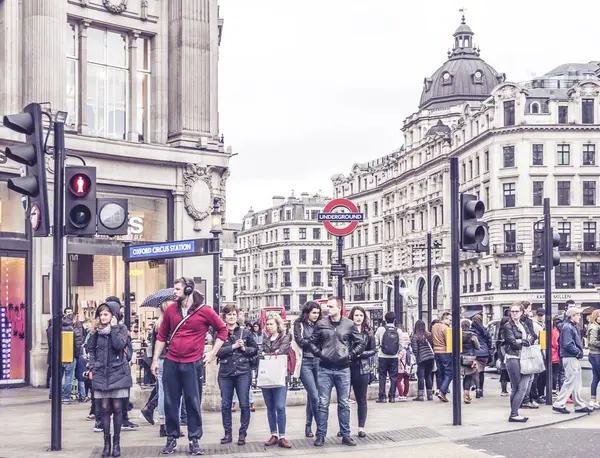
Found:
[98,325,112,335]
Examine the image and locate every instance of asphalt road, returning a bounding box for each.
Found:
[460,413,599,458]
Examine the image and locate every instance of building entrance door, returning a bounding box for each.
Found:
[0,252,27,385]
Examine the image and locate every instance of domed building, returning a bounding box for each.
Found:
[419,16,505,110]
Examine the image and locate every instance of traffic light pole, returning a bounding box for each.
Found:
[543,197,553,406]
[51,121,66,451]
[450,158,461,426]
[427,232,432,323]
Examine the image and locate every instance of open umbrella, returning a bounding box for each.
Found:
[140,288,175,308]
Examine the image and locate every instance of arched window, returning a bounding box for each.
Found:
[530,102,540,114]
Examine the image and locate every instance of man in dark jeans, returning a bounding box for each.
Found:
[152,277,227,455]
[309,296,365,447]
[432,312,452,402]
[374,312,401,402]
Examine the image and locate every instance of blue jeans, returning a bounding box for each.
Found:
[299,357,319,427]
[219,372,252,436]
[61,360,76,401]
[157,358,166,420]
[232,383,254,404]
[589,354,600,397]
[435,353,453,395]
[316,366,351,438]
[261,387,287,436]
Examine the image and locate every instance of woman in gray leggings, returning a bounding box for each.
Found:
[503,302,535,423]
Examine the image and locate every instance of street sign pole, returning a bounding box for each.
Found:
[450,157,462,426]
[427,232,432,323]
[337,236,344,299]
[543,198,553,406]
[51,121,66,451]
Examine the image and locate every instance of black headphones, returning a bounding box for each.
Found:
[182,277,194,296]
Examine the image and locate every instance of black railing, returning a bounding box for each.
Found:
[268,262,273,267]
[492,242,524,254]
[469,285,475,293]
[267,283,273,288]
[312,260,322,265]
[500,281,519,290]
[281,281,292,287]
[282,260,291,266]
[346,269,371,278]
[476,284,482,292]
[353,294,366,301]
[312,281,323,286]
[462,285,467,293]
[583,241,598,251]
[485,282,493,291]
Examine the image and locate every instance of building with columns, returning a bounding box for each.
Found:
[333,16,600,331]
[235,193,334,321]
[0,0,231,387]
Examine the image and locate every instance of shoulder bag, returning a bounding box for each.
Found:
[166,304,205,350]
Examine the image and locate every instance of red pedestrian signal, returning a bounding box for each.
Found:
[65,167,97,236]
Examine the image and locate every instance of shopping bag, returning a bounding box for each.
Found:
[520,344,545,375]
[257,355,288,388]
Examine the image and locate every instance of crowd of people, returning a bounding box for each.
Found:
[50,279,600,457]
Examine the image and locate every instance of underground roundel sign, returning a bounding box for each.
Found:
[318,198,364,237]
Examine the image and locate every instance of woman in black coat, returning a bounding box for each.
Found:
[348,306,377,438]
[216,304,258,446]
[88,302,132,458]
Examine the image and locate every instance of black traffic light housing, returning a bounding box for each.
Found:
[3,103,50,237]
[97,198,129,236]
[460,193,488,253]
[533,225,561,270]
[549,228,561,268]
[65,166,97,236]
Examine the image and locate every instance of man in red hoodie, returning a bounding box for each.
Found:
[152,277,227,455]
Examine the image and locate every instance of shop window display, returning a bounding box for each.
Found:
[0,182,26,235]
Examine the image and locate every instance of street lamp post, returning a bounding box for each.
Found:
[210,199,223,315]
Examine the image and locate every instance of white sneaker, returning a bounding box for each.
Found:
[401,396,408,402]
[590,401,600,409]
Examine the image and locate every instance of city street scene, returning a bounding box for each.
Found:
[1,0,600,457]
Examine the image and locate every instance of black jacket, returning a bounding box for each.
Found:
[410,332,435,364]
[559,320,584,359]
[293,320,316,358]
[309,316,365,370]
[350,329,376,367]
[216,325,258,377]
[262,333,290,355]
[88,324,133,392]
[503,320,535,358]
[461,329,480,356]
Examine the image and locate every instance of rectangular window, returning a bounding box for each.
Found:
[136,37,151,142]
[313,250,321,264]
[557,144,570,166]
[299,228,307,240]
[583,181,596,206]
[374,201,378,216]
[364,203,368,218]
[475,156,480,176]
[299,272,307,287]
[581,262,600,288]
[283,228,290,240]
[299,294,308,304]
[500,264,519,290]
[557,181,571,206]
[582,98,594,124]
[484,151,489,171]
[558,106,568,124]
[504,223,517,252]
[374,226,379,243]
[533,181,544,206]
[87,27,128,139]
[503,183,516,208]
[66,22,78,129]
[364,228,369,245]
[299,249,307,264]
[530,266,545,289]
[312,271,322,286]
[555,263,575,289]
[558,222,571,251]
[503,100,515,126]
[312,228,321,239]
[503,146,515,167]
[532,144,544,166]
[583,144,596,165]
[584,222,597,251]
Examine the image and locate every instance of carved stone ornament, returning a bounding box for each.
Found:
[183,163,214,231]
[103,0,128,14]
[141,0,148,20]
[580,83,600,97]
[496,86,517,100]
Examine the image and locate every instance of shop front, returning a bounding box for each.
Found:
[0,177,32,386]
[67,186,173,341]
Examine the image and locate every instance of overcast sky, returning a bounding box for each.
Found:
[218,0,600,223]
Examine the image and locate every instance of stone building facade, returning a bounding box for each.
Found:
[220,223,241,308]
[235,193,334,321]
[0,0,231,386]
[334,17,600,331]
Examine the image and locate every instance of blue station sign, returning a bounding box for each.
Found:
[122,238,219,262]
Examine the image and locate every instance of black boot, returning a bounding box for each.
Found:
[112,435,121,458]
[101,434,111,458]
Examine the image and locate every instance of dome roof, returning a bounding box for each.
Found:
[419,16,505,110]
[426,120,451,137]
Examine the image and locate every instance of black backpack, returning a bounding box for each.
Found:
[381,326,400,355]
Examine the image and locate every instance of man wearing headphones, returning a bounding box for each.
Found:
[152,277,227,456]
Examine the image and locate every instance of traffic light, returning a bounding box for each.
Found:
[532,247,544,271]
[533,227,561,270]
[65,166,97,236]
[460,193,488,252]
[3,103,50,236]
[548,228,561,268]
[96,198,129,236]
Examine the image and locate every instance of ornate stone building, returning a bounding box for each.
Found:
[0,0,231,386]
[333,17,600,331]
[235,193,334,320]
[220,223,241,308]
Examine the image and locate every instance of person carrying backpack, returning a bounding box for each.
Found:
[375,312,401,403]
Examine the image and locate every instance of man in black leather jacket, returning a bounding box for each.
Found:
[309,296,365,447]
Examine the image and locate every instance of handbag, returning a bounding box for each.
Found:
[520,344,545,375]
[460,355,476,367]
[359,355,376,376]
[257,354,288,388]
